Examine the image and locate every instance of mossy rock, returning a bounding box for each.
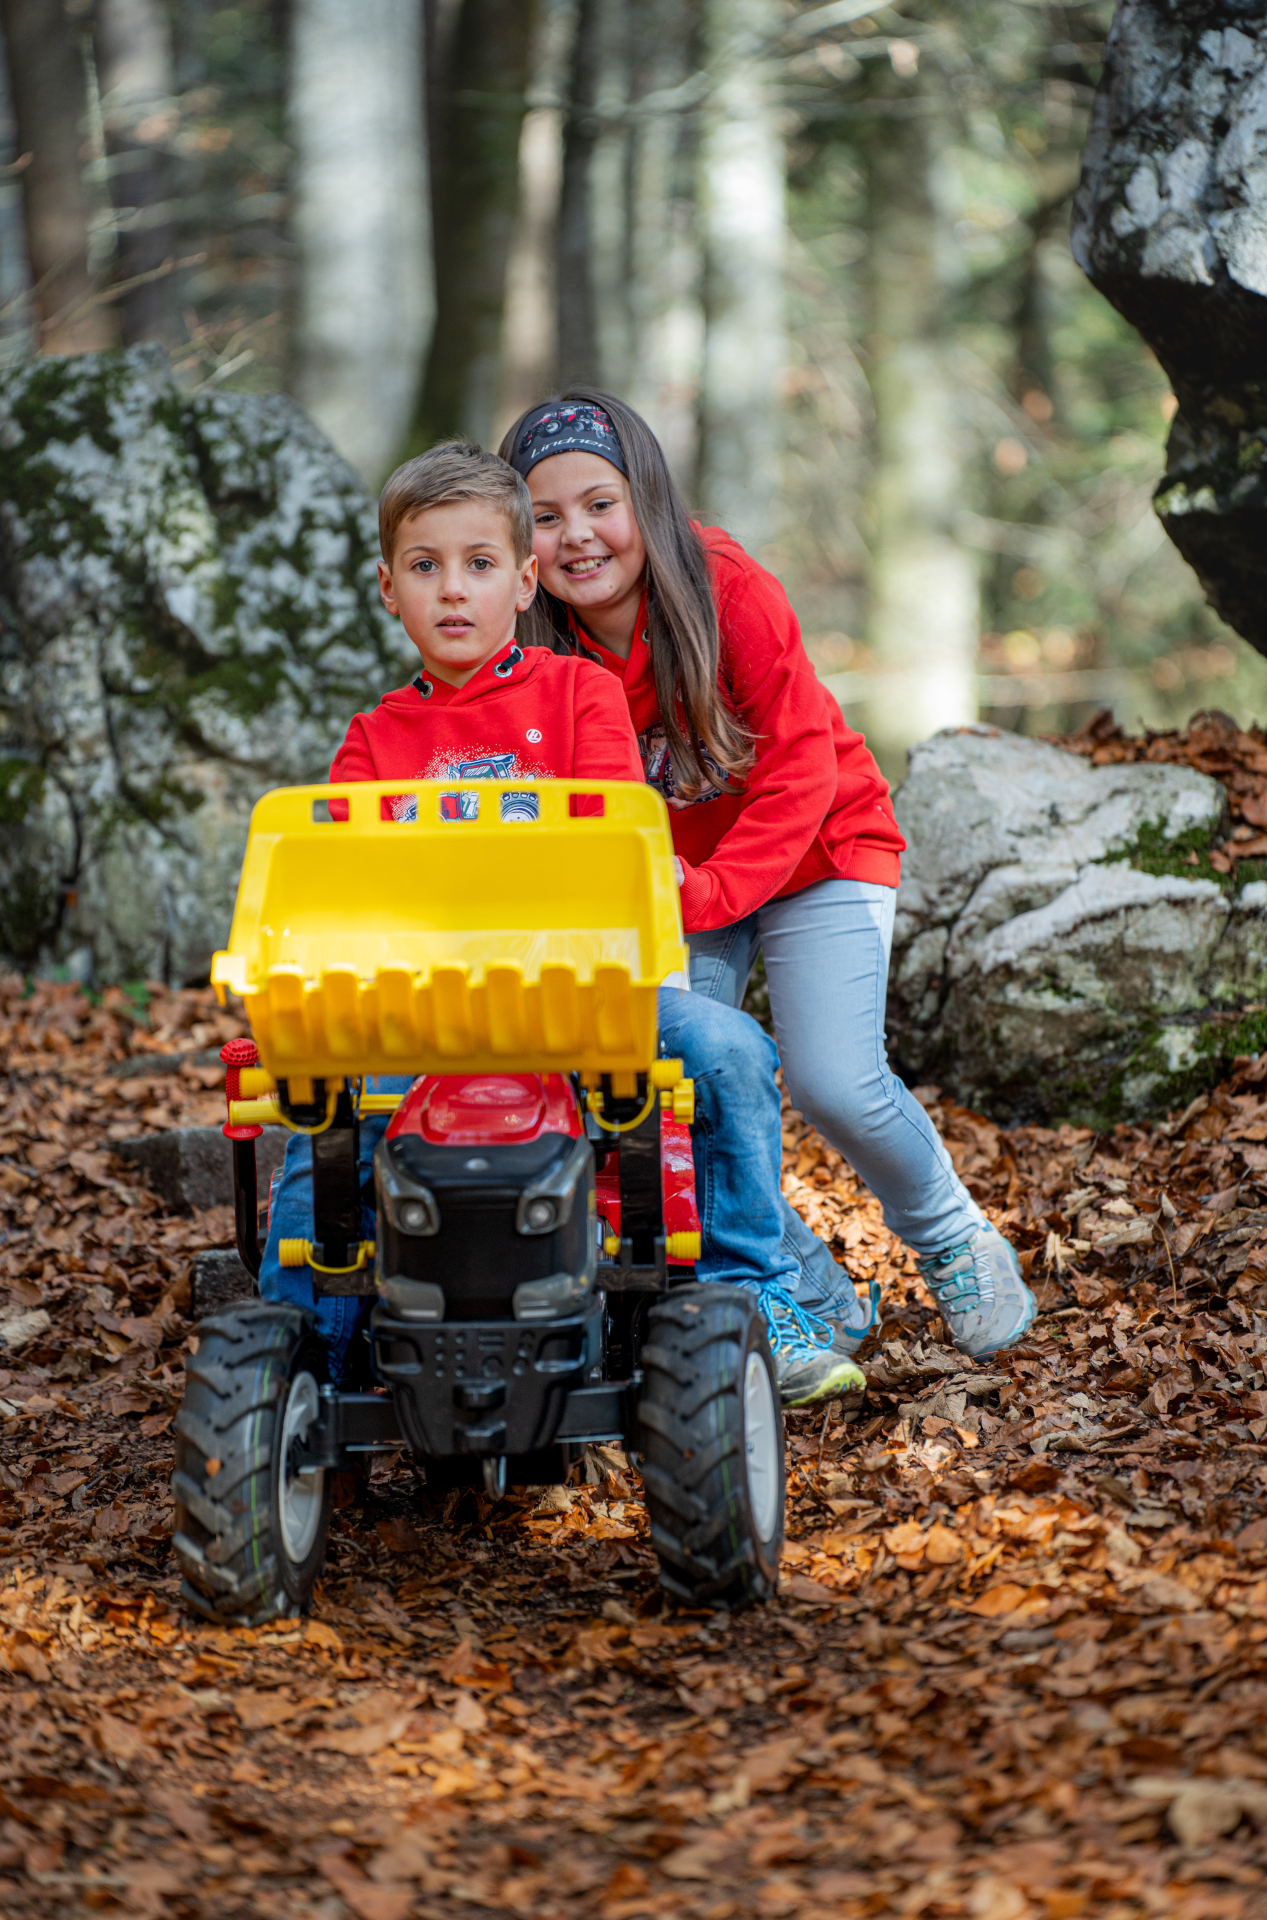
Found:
[0,346,412,983]
[889,728,1267,1127]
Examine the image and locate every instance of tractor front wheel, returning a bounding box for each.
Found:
[637,1284,785,1608]
[172,1303,334,1626]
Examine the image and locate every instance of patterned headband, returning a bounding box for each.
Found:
[507,402,627,479]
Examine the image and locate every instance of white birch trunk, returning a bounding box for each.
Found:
[289,0,433,482]
[857,78,977,772]
[697,0,785,550]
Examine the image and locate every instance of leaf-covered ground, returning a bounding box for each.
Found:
[2,976,1267,1920]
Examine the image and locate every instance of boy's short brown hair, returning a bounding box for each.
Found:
[379,441,534,565]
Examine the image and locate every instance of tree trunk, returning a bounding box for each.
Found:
[696,0,784,551]
[498,0,575,427]
[856,76,978,776]
[625,0,701,492]
[556,0,601,386]
[0,23,34,361]
[414,0,533,450]
[289,0,433,483]
[0,0,117,353]
[1071,2,1267,654]
[586,0,631,394]
[94,0,175,345]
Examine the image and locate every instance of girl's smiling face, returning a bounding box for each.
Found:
[526,451,648,653]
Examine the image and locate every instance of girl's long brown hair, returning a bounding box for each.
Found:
[499,387,753,799]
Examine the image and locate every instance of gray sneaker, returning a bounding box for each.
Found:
[917,1225,1036,1359]
[756,1283,868,1411]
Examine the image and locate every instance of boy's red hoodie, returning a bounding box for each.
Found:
[571,526,905,932]
[330,641,643,790]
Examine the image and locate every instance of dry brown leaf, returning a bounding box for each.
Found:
[309,1710,412,1756]
[234,1689,301,1730]
[318,1849,415,1920]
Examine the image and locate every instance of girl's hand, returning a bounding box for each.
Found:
[673,857,684,886]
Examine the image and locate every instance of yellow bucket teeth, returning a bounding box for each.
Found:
[212,779,687,1080]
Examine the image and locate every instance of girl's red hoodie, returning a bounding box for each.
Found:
[570,526,905,932]
[330,641,643,789]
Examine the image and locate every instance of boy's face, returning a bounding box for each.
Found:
[378,501,538,687]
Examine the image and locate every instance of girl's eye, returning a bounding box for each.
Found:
[534,511,558,526]
[591,498,614,512]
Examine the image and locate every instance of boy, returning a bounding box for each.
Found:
[258,442,865,1408]
[331,440,643,791]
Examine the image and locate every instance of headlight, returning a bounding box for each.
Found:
[515,1136,592,1235]
[398,1199,434,1233]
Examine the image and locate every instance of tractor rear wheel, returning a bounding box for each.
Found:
[637,1284,784,1608]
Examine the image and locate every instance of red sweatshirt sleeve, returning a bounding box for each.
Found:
[329,714,378,784]
[675,561,839,930]
[570,661,645,782]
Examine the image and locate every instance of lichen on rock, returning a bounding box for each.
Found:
[888,726,1267,1126]
[0,346,412,983]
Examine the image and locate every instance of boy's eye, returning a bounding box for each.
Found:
[470,556,493,570]
[414,559,436,573]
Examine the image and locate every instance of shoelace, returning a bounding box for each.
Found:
[917,1239,993,1313]
[757,1283,835,1359]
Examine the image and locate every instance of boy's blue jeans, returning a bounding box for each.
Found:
[258,989,815,1378]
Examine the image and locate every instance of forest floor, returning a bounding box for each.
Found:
[2,973,1267,1920]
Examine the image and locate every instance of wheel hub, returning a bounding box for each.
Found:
[278,1369,324,1563]
[743,1349,779,1544]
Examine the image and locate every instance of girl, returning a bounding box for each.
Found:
[500,392,1035,1362]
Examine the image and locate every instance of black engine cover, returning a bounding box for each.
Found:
[375,1132,594,1320]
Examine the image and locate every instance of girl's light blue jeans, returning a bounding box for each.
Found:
[686,877,984,1302]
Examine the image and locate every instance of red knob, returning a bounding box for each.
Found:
[221,1036,263,1141]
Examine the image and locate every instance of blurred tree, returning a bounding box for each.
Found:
[289,0,433,481]
[95,0,175,344]
[625,0,701,490]
[855,41,977,769]
[0,0,117,352]
[414,0,534,448]
[697,0,784,550]
[498,0,574,426]
[556,0,602,385]
[0,26,34,361]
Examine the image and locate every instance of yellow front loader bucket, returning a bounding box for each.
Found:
[211,780,687,1081]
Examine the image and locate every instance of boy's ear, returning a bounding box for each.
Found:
[516,551,538,612]
[377,558,399,616]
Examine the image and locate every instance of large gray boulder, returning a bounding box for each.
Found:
[888,728,1267,1126]
[1071,4,1267,651]
[0,346,412,983]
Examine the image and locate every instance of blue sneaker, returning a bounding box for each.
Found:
[782,1210,879,1354]
[917,1226,1036,1359]
[757,1283,868,1410]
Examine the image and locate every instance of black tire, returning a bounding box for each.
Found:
[637,1284,785,1608]
[171,1303,334,1626]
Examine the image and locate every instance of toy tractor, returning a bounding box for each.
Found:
[172,778,785,1624]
